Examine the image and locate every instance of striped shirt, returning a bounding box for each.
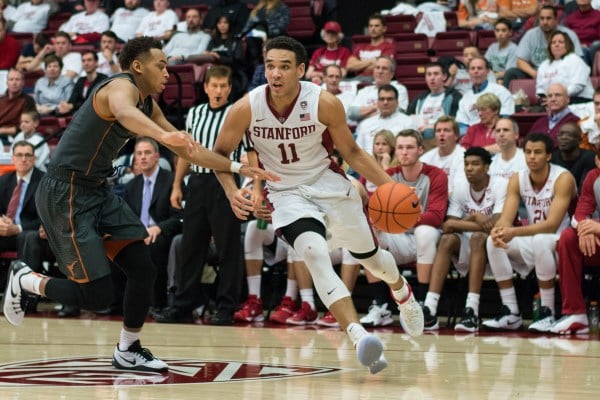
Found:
[185,102,250,174]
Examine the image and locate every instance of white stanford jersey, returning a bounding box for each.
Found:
[518,164,571,231]
[447,175,507,219]
[247,82,334,190]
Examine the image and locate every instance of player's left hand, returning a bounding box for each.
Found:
[239,165,280,182]
[577,219,600,237]
[579,232,600,257]
[491,226,513,249]
[162,131,195,156]
[230,187,257,220]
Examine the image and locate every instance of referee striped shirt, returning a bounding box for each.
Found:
[185,102,250,174]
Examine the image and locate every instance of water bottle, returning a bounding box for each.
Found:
[589,301,599,334]
[532,292,541,321]
[256,218,268,230]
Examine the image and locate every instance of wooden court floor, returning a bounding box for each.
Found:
[0,313,599,399]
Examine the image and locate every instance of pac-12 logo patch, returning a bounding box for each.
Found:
[0,357,342,386]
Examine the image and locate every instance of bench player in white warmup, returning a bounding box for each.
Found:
[212,36,424,374]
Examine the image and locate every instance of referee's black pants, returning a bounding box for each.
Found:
[172,173,243,314]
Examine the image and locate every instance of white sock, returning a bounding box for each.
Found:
[247,275,261,298]
[465,292,480,316]
[424,292,441,316]
[391,276,410,303]
[539,287,555,315]
[300,288,315,310]
[499,287,519,315]
[346,322,368,345]
[20,271,43,295]
[285,279,298,300]
[118,328,140,351]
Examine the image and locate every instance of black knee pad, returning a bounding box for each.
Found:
[280,218,326,248]
[349,246,379,260]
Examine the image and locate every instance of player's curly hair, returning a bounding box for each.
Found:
[464,146,492,165]
[119,36,163,71]
[266,36,307,66]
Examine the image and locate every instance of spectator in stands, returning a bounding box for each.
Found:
[423,147,507,332]
[580,87,600,152]
[346,13,395,79]
[6,0,51,34]
[457,0,499,30]
[163,8,210,65]
[0,68,35,145]
[202,0,250,35]
[552,162,600,334]
[0,0,16,21]
[59,0,109,44]
[484,133,576,333]
[522,0,566,31]
[461,93,501,153]
[456,56,515,135]
[359,129,396,196]
[57,50,106,116]
[488,117,527,179]
[15,32,50,72]
[242,0,289,73]
[421,115,467,192]
[446,45,496,95]
[123,137,182,312]
[347,56,409,123]
[484,18,518,84]
[551,122,596,190]
[355,84,416,155]
[565,0,600,65]
[199,15,243,67]
[110,0,149,43]
[25,32,83,81]
[0,17,20,71]
[530,83,580,147]
[96,31,120,76]
[34,54,74,115]
[0,140,44,255]
[536,31,593,104]
[135,0,178,43]
[407,62,462,145]
[323,64,356,127]
[497,0,537,29]
[11,110,49,171]
[304,21,351,85]
[503,5,583,88]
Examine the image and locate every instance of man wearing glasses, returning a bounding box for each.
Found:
[0,141,44,254]
[354,84,416,155]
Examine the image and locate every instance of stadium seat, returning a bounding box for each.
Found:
[431,31,472,57]
[23,70,44,94]
[403,80,429,103]
[160,64,199,129]
[175,4,209,19]
[384,14,417,35]
[9,32,33,48]
[43,12,71,36]
[38,117,65,146]
[394,55,430,82]
[286,1,317,40]
[593,52,600,77]
[476,30,496,51]
[444,12,458,30]
[511,112,546,136]
[390,33,429,57]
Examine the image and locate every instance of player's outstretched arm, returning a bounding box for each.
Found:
[319,91,393,187]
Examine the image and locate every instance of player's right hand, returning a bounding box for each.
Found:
[162,131,195,156]
[170,186,183,209]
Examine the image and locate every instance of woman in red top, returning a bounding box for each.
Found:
[461,93,501,154]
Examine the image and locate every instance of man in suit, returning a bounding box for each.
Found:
[123,137,182,312]
[0,141,43,254]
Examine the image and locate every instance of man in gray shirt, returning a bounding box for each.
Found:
[503,5,582,88]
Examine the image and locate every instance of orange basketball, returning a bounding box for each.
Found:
[368,182,421,234]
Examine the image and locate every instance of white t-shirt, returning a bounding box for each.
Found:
[9,2,51,34]
[96,52,119,76]
[489,148,527,180]
[355,111,417,154]
[136,10,179,38]
[59,10,110,34]
[348,81,410,120]
[536,53,594,100]
[456,82,515,126]
[418,92,445,127]
[420,144,466,193]
[110,7,150,42]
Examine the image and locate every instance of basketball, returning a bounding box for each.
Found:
[368,182,421,234]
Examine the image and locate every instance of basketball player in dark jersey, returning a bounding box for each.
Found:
[3,37,275,372]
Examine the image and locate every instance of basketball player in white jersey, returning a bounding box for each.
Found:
[423,147,507,333]
[213,36,424,375]
[483,133,576,332]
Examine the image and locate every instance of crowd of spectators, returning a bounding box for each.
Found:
[1,0,600,336]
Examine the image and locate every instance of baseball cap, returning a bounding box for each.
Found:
[323,21,342,34]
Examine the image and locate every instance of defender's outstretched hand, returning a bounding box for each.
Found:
[239,165,280,182]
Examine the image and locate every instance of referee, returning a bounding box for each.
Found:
[155,65,249,325]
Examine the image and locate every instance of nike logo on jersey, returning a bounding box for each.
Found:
[255,118,266,122]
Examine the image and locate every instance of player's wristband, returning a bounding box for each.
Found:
[230,161,242,174]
